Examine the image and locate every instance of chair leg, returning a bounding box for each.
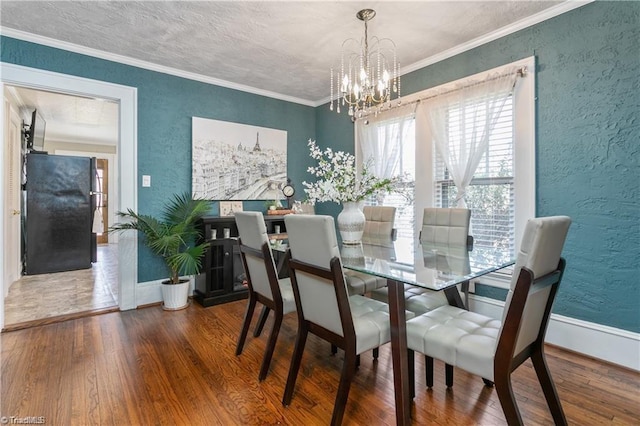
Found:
[331,344,338,355]
[531,349,568,426]
[408,350,415,399]
[494,369,524,426]
[331,349,357,426]
[258,310,283,381]
[235,296,257,356]
[482,378,494,387]
[373,347,379,360]
[425,356,434,388]
[445,363,454,388]
[356,354,360,368]
[254,305,270,338]
[282,326,308,406]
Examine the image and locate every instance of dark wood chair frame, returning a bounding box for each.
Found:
[235,239,290,381]
[282,256,368,426]
[410,258,568,426]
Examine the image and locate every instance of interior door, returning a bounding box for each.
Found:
[3,97,22,295]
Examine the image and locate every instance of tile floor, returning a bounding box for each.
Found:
[4,244,119,325]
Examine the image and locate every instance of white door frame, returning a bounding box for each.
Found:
[3,94,22,296]
[0,63,138,328]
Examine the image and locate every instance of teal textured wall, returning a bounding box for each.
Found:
[316,2,640,333]
[1,2,638,332]
[1,37,315,282]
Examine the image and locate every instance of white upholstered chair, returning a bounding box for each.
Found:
[343,206,397,295]
[362,205,397,243]
[371,207,473,314]
[406,216,571,425]
[282,214,393,426]
[420,207,472,246]
[234,212,297,381]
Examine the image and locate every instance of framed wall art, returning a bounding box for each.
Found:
[192,117,287,200]
[219,201,243,217]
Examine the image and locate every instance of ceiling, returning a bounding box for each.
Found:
[1,1,575,144]
[8,86,119,146]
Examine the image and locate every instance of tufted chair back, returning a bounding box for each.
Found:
[420,208,471,246]
[363,205,397,243]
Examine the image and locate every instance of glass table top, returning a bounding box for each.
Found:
[340,237,515,291]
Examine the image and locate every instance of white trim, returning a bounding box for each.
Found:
[402,1,592,76]
[0,28,315,108]
[135,279,166,307]
[135,277,195,307]
[470,294,640,371]
[0,63,138,329]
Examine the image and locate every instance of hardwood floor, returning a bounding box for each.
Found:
[2,300,639,425]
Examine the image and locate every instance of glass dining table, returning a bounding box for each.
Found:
[271,232,514,425]
[340,235,515,425]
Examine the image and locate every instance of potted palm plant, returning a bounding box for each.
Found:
[110,192,211,310]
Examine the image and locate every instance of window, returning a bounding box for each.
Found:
[434,96,515,251]
[358,58,535,287]
[362,117,416,240]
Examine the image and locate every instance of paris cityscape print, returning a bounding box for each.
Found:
[192,117,287,200]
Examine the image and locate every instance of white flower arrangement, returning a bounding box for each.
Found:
[302,139,402,204]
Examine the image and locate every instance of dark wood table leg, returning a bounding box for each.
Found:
[443,280,468,309]
[461,281,469,310]
[387,279,411,425]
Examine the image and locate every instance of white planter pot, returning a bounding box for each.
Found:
[337,201,366,244]
[161,280,190,310]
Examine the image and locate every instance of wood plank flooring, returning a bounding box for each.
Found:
[2,300,639,425]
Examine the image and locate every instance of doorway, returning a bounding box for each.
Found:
[0,62,138,329]
[3,87,120,327]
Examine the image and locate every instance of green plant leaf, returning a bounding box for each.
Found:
[110,192,211,284]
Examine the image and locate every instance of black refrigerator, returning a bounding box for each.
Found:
[24,153,97,275]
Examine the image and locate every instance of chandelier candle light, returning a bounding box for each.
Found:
[330,9,401,118]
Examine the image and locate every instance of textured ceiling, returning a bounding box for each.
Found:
[1,1,567,104]
[9,87,119,146]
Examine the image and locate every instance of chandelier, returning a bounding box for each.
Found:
[330,9,401,118]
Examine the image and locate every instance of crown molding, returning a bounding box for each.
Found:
[315,0,594,107]
[0,27,316,108]
[401,0,593,76]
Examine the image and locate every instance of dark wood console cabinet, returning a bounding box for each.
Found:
[194,215,287,307]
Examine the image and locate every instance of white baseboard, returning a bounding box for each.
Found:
[470,295,640,371]
[135,276,195,307]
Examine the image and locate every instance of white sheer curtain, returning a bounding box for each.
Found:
[417,69,518,207]
[356,104,415,179]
